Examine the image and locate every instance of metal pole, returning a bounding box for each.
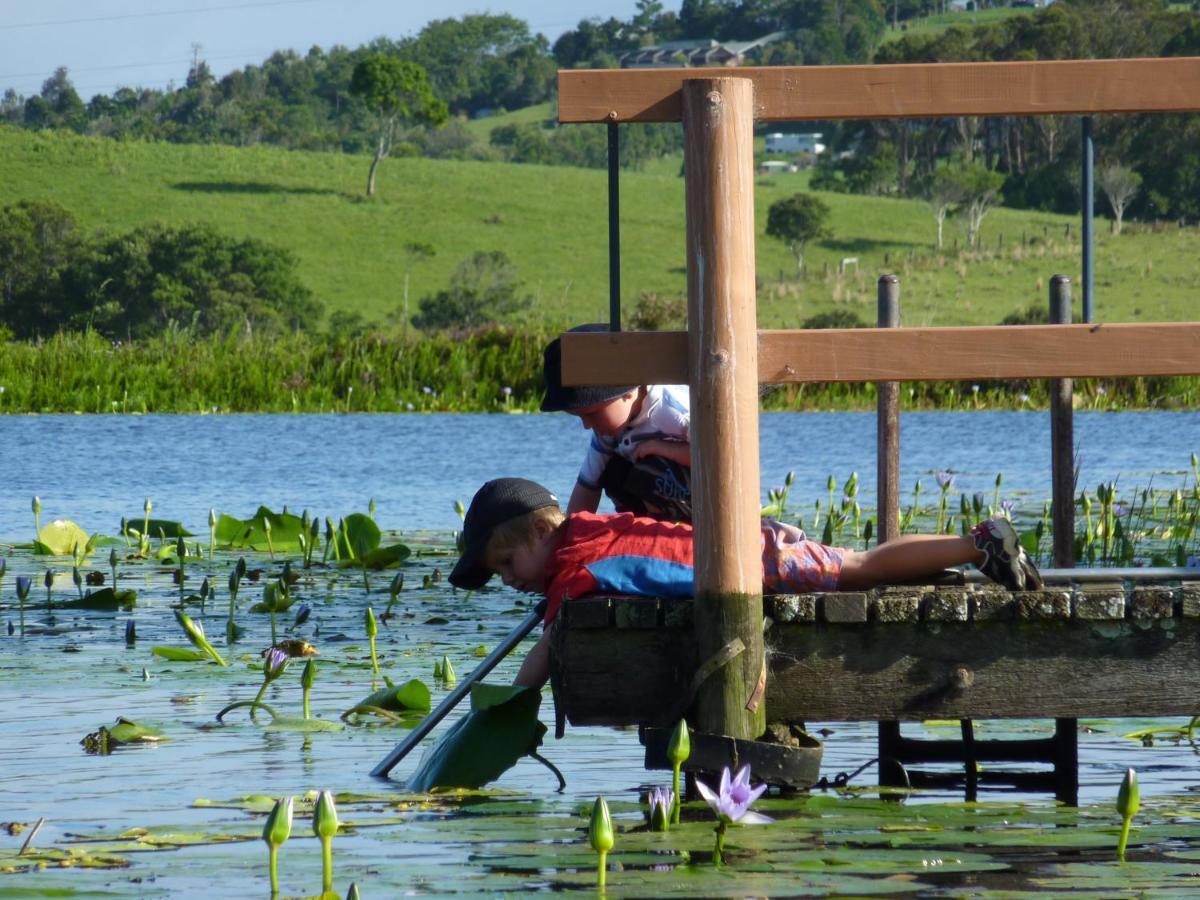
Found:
[370,602,545,778]
[1080,117,1094,323]
[1049,275,1075,568]
[876,275,900,545]
[607,120,621,331]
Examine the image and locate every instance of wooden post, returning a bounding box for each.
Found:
[683,77,765,742]
[876,275,900,544]
[1049,275,1075,568]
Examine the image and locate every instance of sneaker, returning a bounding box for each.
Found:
[970,518,1044,591]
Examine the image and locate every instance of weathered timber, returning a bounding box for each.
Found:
[550,585,1200,727]
[684,77,765,743]
[642,726,822,789]
[558,58,1200,123]
[558,324,1200,388]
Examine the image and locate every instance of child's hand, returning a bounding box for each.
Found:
[629,438,691,467]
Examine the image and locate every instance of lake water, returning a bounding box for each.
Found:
[1,411,1198,896]
[3,410,1197,535]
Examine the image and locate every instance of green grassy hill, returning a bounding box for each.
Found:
[1,125,1195,330]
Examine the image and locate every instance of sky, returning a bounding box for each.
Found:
[0,0,681,100]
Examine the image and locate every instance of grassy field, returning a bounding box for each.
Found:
[1,125,1196,330]
[879,7,1034,44]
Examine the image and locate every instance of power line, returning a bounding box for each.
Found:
[0,0,322,31]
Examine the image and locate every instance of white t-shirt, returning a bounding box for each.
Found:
[577,384,691,489]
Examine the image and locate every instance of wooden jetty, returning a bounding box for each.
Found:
[551,56,1200,800]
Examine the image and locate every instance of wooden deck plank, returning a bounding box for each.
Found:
[552,587,1200,726]
[559,323,1200,385]
[559,57,1200,123]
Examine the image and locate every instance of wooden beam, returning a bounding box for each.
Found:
[683,77,766,743]
[559,323,1200,385]
[558,57,1200,123]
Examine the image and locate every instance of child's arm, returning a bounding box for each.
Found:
[513,629,551,688]
[631,438,691,468]
[566,481,602,515]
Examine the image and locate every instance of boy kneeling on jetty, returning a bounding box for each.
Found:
[449,477,1043,690]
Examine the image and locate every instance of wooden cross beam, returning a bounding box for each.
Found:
[560,323,1200,387]
[559,57,1200,123]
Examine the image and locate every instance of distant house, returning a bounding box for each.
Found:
[765,132,826,155]
[758,159,798,175]
[620,33,785,69]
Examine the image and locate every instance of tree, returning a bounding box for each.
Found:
[349,56,448,197]
[1098,164,1141,235]
[412,251,531,331]
[922,166,966,250]
[942,162,1004,249]
[765,193,832,277]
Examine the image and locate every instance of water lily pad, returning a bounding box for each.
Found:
[263,716,344,732]
[336,512,381,560]
[81,718,166,754]
[121,518,193,538]
[33,519,91,556]
[342,679,431,719]
[214,507,305,552]
[151,646,210,662]
[405,683,547,792]
[360,542,412,569]
[58,587,137,610]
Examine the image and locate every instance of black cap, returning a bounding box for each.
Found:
[540,323,636,412]
[449,478,560,590]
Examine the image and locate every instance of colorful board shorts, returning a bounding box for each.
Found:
[760,519,845,593]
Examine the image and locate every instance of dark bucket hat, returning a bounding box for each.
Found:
[540,323,636,412]
[449,478,560,590]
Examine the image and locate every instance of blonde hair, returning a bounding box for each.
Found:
[484,506,566,565]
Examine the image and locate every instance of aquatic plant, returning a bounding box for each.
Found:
[1117,767,1140,861]
[666,718,690,825]
[365,606,380,687]
[301,659,316,720]
[588,796,613,889]
[696,765,772,866]
[252,647,291,712]
[262,796,293,897]
[173,608,227,666]
[313,790,339,896]
[72,566,83,600]
[384,572,404,619]
[227,559,245,642]
[935,470,956,534]
[439,655,456,686]
[43,568,54,620]
[32,495,41,543]
[15,574,30,636]
[647,786,672,832]
[208,509,217,562]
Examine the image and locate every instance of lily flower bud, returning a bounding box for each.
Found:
[301,658,316,691]
[312,790,339,840]
[263,795,293,847]
[441,655,456,685]
[15,575,31,599]
[365,606,378,639]
[589,795,614,854]
[32,495,41,515]
[667,718,691,766]
[1117,767,1140,820]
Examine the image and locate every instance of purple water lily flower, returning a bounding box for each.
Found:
[264,647,290,679]
[648,786,673,831]
[935,470,956,490]
[15,575,31,599]
[696,765,772,825]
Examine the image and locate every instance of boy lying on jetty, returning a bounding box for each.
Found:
[448,477,1043,689]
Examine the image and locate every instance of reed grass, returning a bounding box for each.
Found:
[1,327,1197,414]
